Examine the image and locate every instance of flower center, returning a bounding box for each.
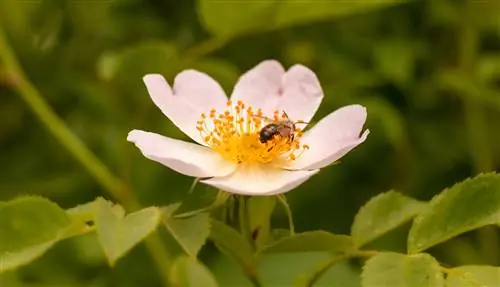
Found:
[196,100,309,166]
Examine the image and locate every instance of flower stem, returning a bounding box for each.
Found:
[0,27,172,287]
[277,194,295,236]
[238,196,255,251]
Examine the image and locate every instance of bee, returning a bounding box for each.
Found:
[254,112,307,144]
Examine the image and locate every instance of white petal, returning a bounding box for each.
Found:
[127,130,236,178]
[201,165,319,196]
[230,60,285,116]
[143,72,227,145]
[278,64,324,125]
[287,105,369,170]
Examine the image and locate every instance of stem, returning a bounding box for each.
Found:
[277,194,295,236]
[239,196,255,250]
[0,27,172,286]
[458,0,497,265]
[173,190,230,219]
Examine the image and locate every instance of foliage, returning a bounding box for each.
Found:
[0,0,499,286]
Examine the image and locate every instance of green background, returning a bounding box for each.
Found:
[0,0,499,286]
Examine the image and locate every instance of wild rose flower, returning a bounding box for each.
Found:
[127,60,369,195]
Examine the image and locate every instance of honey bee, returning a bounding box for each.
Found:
[254,112,307,144]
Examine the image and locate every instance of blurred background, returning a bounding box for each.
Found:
[0,0,499,286]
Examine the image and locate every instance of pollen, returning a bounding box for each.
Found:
[196,101,308,165]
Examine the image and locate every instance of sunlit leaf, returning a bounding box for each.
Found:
[351,191,426,248]
[197,0,408,36]
[95,198,161,265]
[170,256,218,287]
[209,219,256,269]
[446,265,500,287]
[361,252,444,287]
[0,240,56,274]
[0,197,71,273]
[162,204,210,257]
[408,173,500,253]
[261,231,353,254]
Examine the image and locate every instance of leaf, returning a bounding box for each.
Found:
[247,196,276,251]
[446,265,500,287]
[162,204,211,257]
[0,196,71,273]
[361,252,444,287]
[261,231,353,254]
[351,191,426,248]
[170,256,218,287]
[95,198,161,265]
[408,173,500,253]
[197,0,408,36]
[0,241,56,273]
[209,219,256,269]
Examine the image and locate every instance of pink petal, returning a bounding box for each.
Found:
[127,130,236,178]
[287,105,369,170]
[144,72,227,145]
[278,64,324,124]
[230,60,323,123]
[201,165,319,196]
[230,60,285,116]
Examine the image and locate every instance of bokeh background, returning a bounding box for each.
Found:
[1,0,499,286]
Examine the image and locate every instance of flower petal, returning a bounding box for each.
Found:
[127,130,236,178]
[287,105,369,170]
[143,72,227,145]
[230,60,285,116]
[278,64,324,124]
[201,165,319,196]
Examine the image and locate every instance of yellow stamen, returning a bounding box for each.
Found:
[197,102,309,166]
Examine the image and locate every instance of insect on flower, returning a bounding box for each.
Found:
[255,111,308,144]
[127,60,370,196]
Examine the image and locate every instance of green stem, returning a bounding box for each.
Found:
[173,190,230,219]
[458,0,496,265]
[277,194,295,236]
[0,27,172,286]
[239,196,255,251]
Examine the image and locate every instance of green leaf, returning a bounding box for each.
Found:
[361,252,444,287]
[162,204,211,258]
[95,198,161,265]
[261,231,353,254]
[247,196,276,251]
[170,256,219,287]
[0,241,56,273]
[351,191,426,248]
[0,196,71,273]
[197,0,408,36]
[209,219,256,269]
[408,173,500,253]
[446,265,500,287]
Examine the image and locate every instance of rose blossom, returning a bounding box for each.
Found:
[127,60,369,195]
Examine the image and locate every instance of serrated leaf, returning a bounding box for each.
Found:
[197,0,408,36]
[261,231,353,254]
[170,256,218,287]
[209,219,256,269]
[408,173,500,253]
[446,265,500,287]
[0,196,71,273]
[162,205,210,257]
[95,198,161,265]
[0,240,56,273]
[351,191,426,248]
[361,252,444,287]
[247,196,276,251]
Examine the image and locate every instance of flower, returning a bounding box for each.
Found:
[127,60,369,196]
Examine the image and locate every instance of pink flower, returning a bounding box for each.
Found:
[127,60,369,196]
